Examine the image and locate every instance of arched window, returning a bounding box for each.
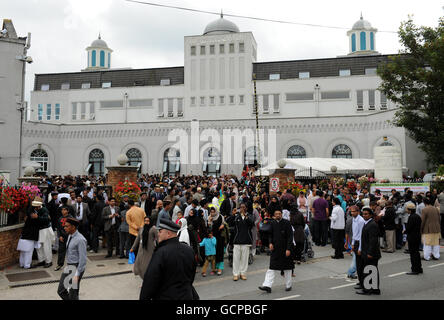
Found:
[126,148,142,172]
[244,146,261,166]
[88,149,104,176]
[203,147,221,177]
[360,32,366,50]
[287,145,307,159]
[351,33,356,52]
[163,148,180,176]
[100,50,105,67]
[91,50,96,67]
[379,140,393,147]
[332,144,352,159]
[30,148,48,173]
[370,32,374,50]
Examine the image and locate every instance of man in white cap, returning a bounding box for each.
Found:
[32,197,54,268]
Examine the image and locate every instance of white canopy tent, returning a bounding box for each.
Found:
[256,158,375,176]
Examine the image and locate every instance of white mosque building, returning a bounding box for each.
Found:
[23,14,427,178]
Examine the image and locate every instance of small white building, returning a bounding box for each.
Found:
[23,14,427,180]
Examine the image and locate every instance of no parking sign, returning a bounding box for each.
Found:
[270,177,279,192]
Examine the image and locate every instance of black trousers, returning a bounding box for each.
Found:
[129,234,137,257]
[408,240,422,273]
[106,225,120,255]
[90,224,101,252]
[78,222,90,247]
[354,241,364,286]
[313,220,328,246]
[361,256,380,293]
[57,264,84,300]
[294,242,304,261]
[57,238,67,266]
[332,229,345,258]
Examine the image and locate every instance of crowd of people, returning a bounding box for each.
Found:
[15,171,444,299]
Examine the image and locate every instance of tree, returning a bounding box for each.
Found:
[377,17,444,168]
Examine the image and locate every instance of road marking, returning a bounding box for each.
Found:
[386,272,407,278]
[329,283,357,290]
[274,294,301,300]
[428,262,444,268]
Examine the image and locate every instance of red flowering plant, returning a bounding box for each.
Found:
[280,181,305,197]
[114,181,141,204]
[20,183,42,199]
[346,180,357,193]
[0,186,29,214]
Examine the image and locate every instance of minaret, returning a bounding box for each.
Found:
[84,33,113,70]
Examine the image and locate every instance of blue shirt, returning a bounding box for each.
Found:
[352,214,365,249]
[66,230,87,276]
[199,237,217,256]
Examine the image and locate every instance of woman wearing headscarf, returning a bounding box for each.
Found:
[289,204,305,265]
[130,216,158,280]
[186,208,203,266]
[267,196,282,218]
[178,218,190,246]
[208,207,225,275]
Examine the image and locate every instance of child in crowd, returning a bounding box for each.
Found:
[199,229,217,276]
[175,211,183,225]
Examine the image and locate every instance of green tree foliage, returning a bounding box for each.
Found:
[377,17,444,168]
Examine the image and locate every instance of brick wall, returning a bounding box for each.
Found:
[0,224,23,269]
[106,167,138,196]
[269,169,296,195]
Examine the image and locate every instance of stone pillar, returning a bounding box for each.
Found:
[269,159,295,195]
[17,166,40,186]
[106,153,139,196]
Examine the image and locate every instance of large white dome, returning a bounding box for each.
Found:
[203,16,240,35]
[90,35,109,48]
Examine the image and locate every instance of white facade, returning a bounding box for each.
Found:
[24,15,427,179]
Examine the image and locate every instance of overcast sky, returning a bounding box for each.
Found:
[3,0,443,101]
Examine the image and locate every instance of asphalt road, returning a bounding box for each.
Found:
[0,244,443,300]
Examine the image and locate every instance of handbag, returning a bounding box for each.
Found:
[128,251,135,264]
[259,220,272,233]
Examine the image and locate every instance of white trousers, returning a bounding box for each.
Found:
[262,269,292,289]
[19,250,33,269]
[423,245,440,260]
[37,240,53,264]
[233,244,250,276]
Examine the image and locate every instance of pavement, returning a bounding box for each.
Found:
[0,240,443,300]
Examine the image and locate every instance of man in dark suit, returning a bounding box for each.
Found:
[404,203,423,275]
[220,192,235,217]
[139,192,151,217]
[72,195,92,248]
[102,197,121,257]
[356,208,381,295]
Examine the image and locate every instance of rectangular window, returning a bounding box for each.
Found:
[210,96,215,105]
[380,91,387,110]
[263,95,269,113]
[160,78,170,86]
[210,45,215,54]
[269,74,280,80]
[41,84,49,91]
[129,99,153,107]
[321,91,350,99]
[168,98,174,117]
[200,96,205,106]
[102,82,111,88]
[177,98,183,116]
[219,96,225,105]
[229,95,235,104]
[190,97,196,106]
[357,90,363,110]
[229,43,235,53]
[158,98,164,116]
[38,104,43,120]
[200,45,206,55]
[61,83,70,90]
[219,44,225,54]
[191,46,196,56]
[55,103,60,120]
[89,102,95,119]
[299,71,310,79]
[286,92,314,101]
[80,102,86,119]
[273,94,280,112]
[46,104,51,120]
[100,100,123,108]
[339,69,351,76]
[81,82,91,89]
[239,95,244,104]
[71,102,77,120]
[365,67,377,75]
[368,89,375,110]
[239,42,245,53]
